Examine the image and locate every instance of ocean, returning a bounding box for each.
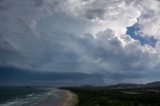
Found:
[0,86,64,106]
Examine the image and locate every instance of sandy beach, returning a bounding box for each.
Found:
[56,90,78,106]
[20,89,78,106]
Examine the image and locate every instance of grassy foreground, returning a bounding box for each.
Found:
[62,87,160,106]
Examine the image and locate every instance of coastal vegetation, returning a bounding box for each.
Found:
[62,86,160,106]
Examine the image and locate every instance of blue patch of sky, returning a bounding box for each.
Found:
[126,23,157,47]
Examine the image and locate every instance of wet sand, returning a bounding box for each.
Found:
[21,90,78,106]
[22,95,56,106]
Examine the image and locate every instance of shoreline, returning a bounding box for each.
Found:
[0,88,78,106]
[56,90,78,106]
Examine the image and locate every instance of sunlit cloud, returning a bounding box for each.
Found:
[0,0,160,83]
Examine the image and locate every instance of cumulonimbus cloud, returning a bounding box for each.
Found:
[0,0,160,83]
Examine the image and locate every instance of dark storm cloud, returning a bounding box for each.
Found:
[0,0,12,11]
[0,0,160,84]
[84,9,105,20]
[0,67,103,85]
[32,0,43,7]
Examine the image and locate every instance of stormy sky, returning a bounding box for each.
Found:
[0,0,160,85]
